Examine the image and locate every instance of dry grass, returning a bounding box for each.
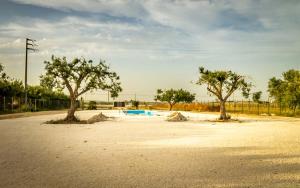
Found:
[143,102,300,117]
[148,103,220,112]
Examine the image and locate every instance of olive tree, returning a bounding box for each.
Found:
[196,67,251,120]
[40,55,122,121]
[154,89,195,110]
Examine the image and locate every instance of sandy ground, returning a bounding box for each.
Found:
[0,110,68,120]
[0,110,300,188]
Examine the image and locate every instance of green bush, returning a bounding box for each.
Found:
[131,100,139,109]
[87,101,97,110]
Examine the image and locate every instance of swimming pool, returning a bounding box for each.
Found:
[123,110,153,116]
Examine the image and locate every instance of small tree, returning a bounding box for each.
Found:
[40,55,122,121]
[252,91,262,103]
[268,69,300,114]
[154,89,195,110]
[87,101,97,110]
[196,67,251,120]
[131,100,139,109]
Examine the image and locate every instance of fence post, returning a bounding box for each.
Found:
[248,100,250,114]
[279,101,282,115]
[19,97,21,112]
[268,102,270,115]
[34,99,37,111]
[234,101,236,114]
[3,96,5,111]
[29,98,31,111]
[11,97,14,112]
[241,100,244,114]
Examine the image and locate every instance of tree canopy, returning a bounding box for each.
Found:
[28,85,68,100]
[130,100,139,109]
[252,91,262,103]
[0,63,24,97]
[196,67,251,120]
[0,63,67,99]
[268,69,300,113]
[154,88,195,110]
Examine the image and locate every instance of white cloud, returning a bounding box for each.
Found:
[12,0,147,18]
[1,0,300,101]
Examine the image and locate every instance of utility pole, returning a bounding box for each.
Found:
[25,38,38,109]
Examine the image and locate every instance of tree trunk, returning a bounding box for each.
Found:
[169,103,173,111]
[65,97,77,121]
[219,100,228,120]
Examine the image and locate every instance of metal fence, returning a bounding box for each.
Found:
[149,101,300,117]
[205,101,300,117]
[0,96,70,114]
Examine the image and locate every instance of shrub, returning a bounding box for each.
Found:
[131,100,139,109]
[87,101,97,110]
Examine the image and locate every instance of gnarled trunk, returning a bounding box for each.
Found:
[65,97,77,121]
[219,100,228,120]
[169,103,174,111]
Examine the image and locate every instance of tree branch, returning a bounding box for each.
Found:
[74,72,88,96]
[224,77,241,101]
[76,86,90,97]
[207,86,222,100]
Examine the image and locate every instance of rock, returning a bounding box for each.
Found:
[87,112,109,124]
[166,112,188,122]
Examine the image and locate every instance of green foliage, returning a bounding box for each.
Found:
[0,64,8,80]
[87,101,97,110]
[40,55,122,120]
[196,66,252,120]
[197,67,252,100]
[268,69,300,113]
[154,89,195,110]
[40,55,122,99]
[0,63,68,101]
[252,91,262,103]
[0,63,24,97]
[28,85,68,100]
[131,100,139,109]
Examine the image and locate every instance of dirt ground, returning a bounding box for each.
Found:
[0,110,299,188]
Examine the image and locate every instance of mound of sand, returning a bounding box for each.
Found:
[166,112,188,122]
[87,113,109,124]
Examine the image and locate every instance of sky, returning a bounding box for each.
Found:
[0,0,299,101]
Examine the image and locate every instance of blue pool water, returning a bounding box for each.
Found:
[123,110,153,116]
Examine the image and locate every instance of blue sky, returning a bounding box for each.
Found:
[0,0,299,101]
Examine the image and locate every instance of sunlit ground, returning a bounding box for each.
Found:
[0,110,299,188]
